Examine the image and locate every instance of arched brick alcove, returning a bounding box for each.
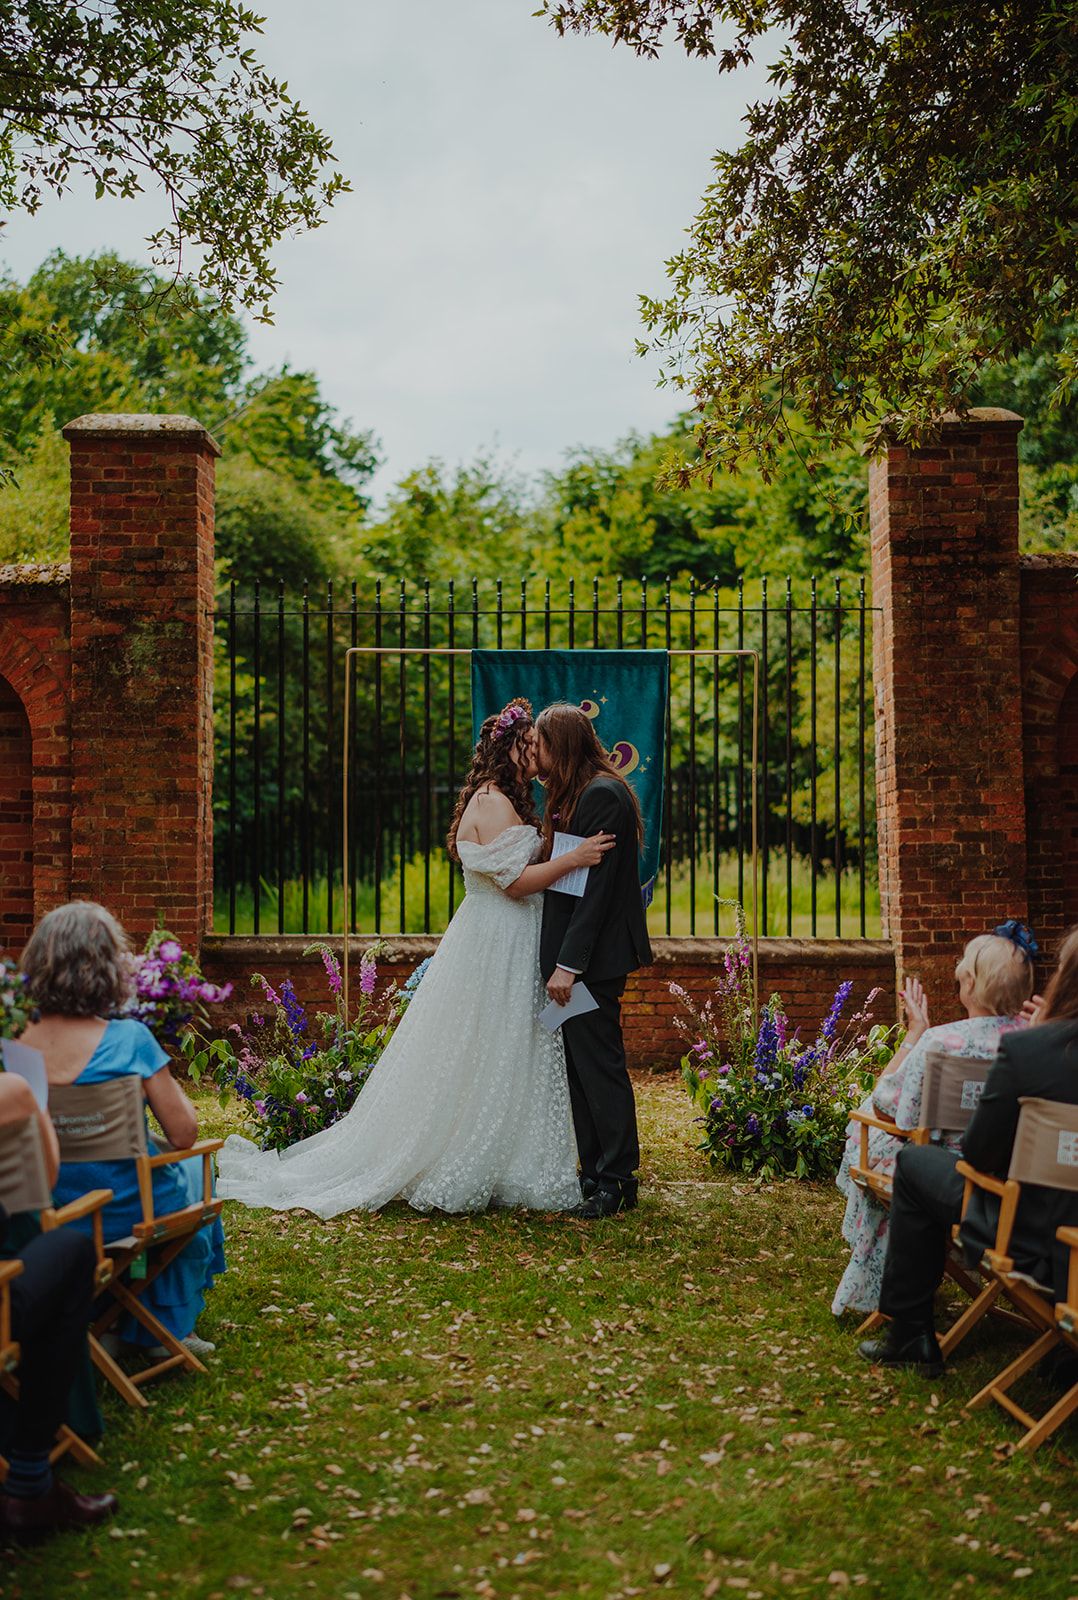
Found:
[0,674,34,950]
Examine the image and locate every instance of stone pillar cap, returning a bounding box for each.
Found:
[62,412,221,456]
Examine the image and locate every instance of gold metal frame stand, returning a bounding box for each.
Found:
[340,647,760,1022]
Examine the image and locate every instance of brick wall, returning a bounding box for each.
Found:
[201,934,896,1070]
[1020,553,1078,956]
[869,409,1029,1013]
[64,414,219,947]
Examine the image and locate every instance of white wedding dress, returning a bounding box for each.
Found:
[216,825,581,1217]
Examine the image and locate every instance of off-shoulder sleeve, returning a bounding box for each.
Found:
[456,826,538,889]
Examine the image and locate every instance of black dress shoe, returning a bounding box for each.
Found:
[580,1177,600,1200]
[574,1188,634,1220]
[0,1480,120,1543]
[857,1323,944,1377]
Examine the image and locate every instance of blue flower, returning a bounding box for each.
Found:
[754,1005,780,1074]
[745,1113,760,1136]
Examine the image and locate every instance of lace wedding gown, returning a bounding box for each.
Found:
[217,825,580,1217]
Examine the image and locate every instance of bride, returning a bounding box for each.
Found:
[216,698,613,1217]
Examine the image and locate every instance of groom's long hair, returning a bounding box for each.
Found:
[536,703,644,859]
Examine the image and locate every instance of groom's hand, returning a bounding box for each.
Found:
[546,967,576,1006]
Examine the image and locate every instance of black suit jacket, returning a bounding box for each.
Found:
[958,1019,1078,1300]
[539,775,653,984]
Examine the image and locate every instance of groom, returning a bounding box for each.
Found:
[535,702,653,1218]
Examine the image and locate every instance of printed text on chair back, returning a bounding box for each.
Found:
[1008,1098,1078,1190]
[49,1077,148,1163]
[920,1053,995,1134]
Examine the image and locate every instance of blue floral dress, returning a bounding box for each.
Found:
[831,1014,1025,1316]
[51,1019,226,1346]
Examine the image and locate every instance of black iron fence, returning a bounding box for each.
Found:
[215,576,879,939]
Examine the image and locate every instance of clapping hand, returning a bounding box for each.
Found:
[1021,993,1044,1025]
[901,975,930,1044]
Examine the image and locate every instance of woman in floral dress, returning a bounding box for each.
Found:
[832,927,1035,1316]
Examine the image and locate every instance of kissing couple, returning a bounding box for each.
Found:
[218,699,653,1220]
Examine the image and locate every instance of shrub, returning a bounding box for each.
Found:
[672,905,900,1180]
[194,944,416,1153]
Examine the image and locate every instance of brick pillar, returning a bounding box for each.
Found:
[870,408,1028,1013]
[63,414,219,949]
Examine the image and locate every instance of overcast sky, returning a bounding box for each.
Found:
[0,2,770,499]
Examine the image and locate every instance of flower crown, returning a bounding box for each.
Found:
[493,701,530,740]
[992,919,1039,963]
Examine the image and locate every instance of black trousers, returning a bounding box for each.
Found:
[562,975,639,1199]
[878,1144,966,1329]
[6,1230,95,1454]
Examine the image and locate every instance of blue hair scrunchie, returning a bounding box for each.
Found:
[991,919,1040,963]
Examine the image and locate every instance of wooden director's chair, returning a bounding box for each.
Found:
[49,1078,223,1408]
[0,1113,113,1476]
[852,1052,1025,1357]
[961,1097,1078,1452]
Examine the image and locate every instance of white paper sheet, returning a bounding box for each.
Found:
[551,831,589,897]
[538,982,600,1033]
[2,1038,48,1110]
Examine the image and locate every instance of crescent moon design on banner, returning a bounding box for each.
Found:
[609,741,640,776]
[579,699,601,720]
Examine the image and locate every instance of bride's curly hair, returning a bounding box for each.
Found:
[447,698,540,861]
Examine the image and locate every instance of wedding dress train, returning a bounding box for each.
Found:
[216,825,580,1217]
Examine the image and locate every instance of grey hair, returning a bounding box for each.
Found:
[956,933,1035,1018]
[21,901,133,1017]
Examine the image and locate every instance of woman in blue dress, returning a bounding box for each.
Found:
[19,902,225,1356]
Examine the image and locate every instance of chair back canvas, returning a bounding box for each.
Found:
[1008,1098,1078,1190]
[0,1114,52,1214]
[49,1077,148,1163]
[920,1052,995,1133]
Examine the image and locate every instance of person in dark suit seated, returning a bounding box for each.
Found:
[0,1075,119,1541]
[536,702,653,1219]
[859,924,1078,1374]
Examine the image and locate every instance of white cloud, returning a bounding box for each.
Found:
[0,0,772,498]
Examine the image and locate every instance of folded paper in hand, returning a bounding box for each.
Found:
[551,831,589,897]
[538,982,600,1033]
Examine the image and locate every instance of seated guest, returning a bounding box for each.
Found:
[859,924,1078,1373]
[0,1074,118,1540]
[833,926,1034,1316]
[19,902,225,1358]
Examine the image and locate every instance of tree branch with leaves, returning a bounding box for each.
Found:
[541,1,1078,479]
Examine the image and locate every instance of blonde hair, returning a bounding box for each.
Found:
[955,933,1035,1017]
[21,901,133,1017]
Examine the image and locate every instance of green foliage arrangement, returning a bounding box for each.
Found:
[192,944,407,1153]
[673,906,900,1179]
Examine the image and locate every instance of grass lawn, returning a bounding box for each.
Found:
[6,1079,1075,1600]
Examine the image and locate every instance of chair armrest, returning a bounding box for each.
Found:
[0,1259,25,1287]
[850,1109,901,1135]
[1057,1227,1078,1249]
[955,1160,1008,1197]
[45,1188,115,1228]
[144,1138,224,1171]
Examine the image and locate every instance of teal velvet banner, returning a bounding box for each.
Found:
[471,649,668,888]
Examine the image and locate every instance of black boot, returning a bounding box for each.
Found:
[858,1321,944,1377]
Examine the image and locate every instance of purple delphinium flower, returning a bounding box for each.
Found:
[280,979,308,1040]
[754,1006,780,1075]
[745,1113,760,1136]
[822,980,854,1041]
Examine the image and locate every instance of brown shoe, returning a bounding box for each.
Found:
[0,1479,119,1543]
